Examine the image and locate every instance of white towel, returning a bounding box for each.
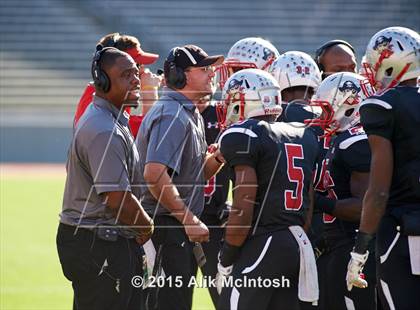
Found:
[289,225,319,305]
[408,236,420,275]
[143,240,156,279]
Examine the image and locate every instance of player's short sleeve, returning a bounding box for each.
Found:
[360,96,394,141]
[87,131,131,194]
[339,138,371,172]
[146,115,187,175]
[219,126,260,169]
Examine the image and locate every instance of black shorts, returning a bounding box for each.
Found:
[317,240,376,310]
[217,229,300,310]
[376,214,420,310]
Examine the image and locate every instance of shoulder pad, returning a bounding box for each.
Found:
[360,98,392,110]
[338,134,367,150]
[219,126,259,144]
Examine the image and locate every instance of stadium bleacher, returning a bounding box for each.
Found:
[0,0,419,161]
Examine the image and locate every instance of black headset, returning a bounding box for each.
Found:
[166,47,187,89]
[314,39,355,72]
[91,44,117,93]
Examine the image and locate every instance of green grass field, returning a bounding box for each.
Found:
[0,170,214,309]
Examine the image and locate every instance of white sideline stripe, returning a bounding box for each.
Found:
[339,135,367,150]
[344,296,356,310]
[242,236,272,274]
[380,231,400,264]
[230,287,240,310]
[380,279,396,310]
[219,127,258,143]
[361,98,393,109]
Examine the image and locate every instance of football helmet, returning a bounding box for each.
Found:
[217,69,282,128]
[363,26,420,91]
[215,37,280,90]
[308,72,375,136]
[270,51,321,92]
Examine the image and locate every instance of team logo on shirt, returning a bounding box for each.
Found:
[373,35,394,59]
[207,121,219,129]
[339,80,361,105]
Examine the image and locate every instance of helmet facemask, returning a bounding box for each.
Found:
[214,60,257,91]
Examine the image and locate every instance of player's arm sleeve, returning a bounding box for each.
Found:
[219,128,259,169]
[145,115,187,175]
[360,99,394,141]
[87,131,131,194]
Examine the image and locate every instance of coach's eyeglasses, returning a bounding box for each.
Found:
[185,66,214,73]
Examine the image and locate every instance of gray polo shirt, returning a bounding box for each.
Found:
[136,87,207,217]
[60,96,140,235]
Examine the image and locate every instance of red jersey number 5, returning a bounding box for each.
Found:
[284,143,304,211]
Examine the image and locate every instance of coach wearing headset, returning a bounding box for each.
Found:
[314,39,357,79]
[136,45,225,310]
[57,46,154,309]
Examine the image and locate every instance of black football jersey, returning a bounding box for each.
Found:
[200,104,230,221]
[360,86,420,210]
[322,125,371,244]
[276,103,331,244]
[220,118,319,235]
[276,103,331,192]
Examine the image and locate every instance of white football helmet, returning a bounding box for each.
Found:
[309,72,375,136]
[215,37,280,90]
[363,26,420,90]
[270,51,321,92]
[217,69,282,128]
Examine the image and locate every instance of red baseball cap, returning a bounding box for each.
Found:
[125,46,159,65]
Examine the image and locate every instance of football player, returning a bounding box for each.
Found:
[309,72,376,310]
[270,51,324,310]
[346,26,420,310]
[216,69,319,309]
[215,37,280,90]
[197,98,231,306]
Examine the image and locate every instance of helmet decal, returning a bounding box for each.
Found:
[262,47,276,61]
[338,80,361,105]
[373,36,393,55]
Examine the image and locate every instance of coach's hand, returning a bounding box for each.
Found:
[184,215,209,243]
[136,219,155,245]
[346,250,369,291]
[140,68,162,90]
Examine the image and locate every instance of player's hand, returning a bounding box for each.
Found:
[184,216,209,243]
[216,262,233,295]
[346,250,369,291]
